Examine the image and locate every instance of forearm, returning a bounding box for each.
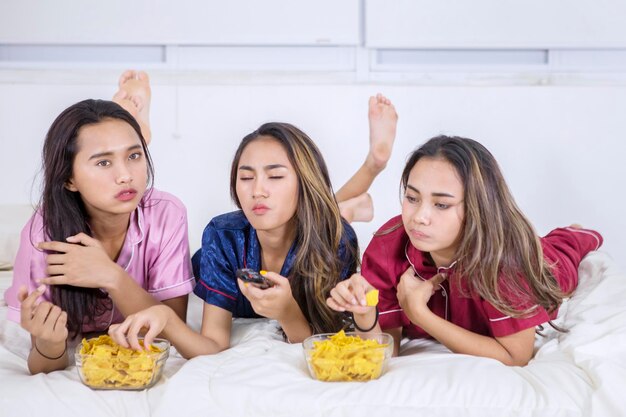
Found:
[27,338,68,374]
[105,267,159,316]
[352,311,403,356]
[352,309,382,336]
[160,312,227,359]
[411,309,527,366]
[162,295,188,322]
[278,301,313,343]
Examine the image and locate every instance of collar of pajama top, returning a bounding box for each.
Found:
[244,222,297,277]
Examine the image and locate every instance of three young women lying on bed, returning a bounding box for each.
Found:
[4,72,398,372]
[108,95,399,356]
[326,136,602,366]
[7,70,601,370]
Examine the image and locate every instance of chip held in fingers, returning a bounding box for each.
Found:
[365,289,379,307]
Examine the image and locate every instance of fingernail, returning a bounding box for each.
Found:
[37,284,46,292]
[260,270,267,276]
[360,298,366,306]
[351,298,358,305]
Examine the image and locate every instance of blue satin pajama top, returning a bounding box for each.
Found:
[192,210,358,318]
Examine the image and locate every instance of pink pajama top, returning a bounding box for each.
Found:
[4,189,194,333]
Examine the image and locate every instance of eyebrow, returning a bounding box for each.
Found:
[406,184,456,198]
[88,144,143,160]
[239,164,288,171]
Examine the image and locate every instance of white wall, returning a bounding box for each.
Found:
[1,0,625,271]
[0,75,624,272]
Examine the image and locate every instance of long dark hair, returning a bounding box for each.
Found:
[398,135,563,317]
[230,122,359,333]
[38,99,154,337]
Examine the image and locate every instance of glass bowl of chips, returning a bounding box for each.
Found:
[75,335,170,390]
[303,330,393,382]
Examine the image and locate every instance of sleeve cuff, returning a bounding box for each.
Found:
[193,280,236,312]
[488,310,550,337]
[148,277,195,301]
[378,308,405,330]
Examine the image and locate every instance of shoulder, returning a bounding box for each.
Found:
[375,214,404,235]
[202,211,250,244]
[140,188,187,215]
[135,189,188,229]
[368,214,406,250]
[20,209,45,243]
[133,190,190,242]
[362,215,408,269]
[207,210,250,231]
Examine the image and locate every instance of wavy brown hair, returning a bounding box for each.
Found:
[398,135,564,318]
[230,122,359,333]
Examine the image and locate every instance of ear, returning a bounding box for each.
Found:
[65,178,78,192]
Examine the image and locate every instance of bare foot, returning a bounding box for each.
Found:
[112,70,152,144]
[365,93,397,173]
[339,193,374,223]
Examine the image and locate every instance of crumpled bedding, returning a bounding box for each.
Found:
[1,251,624,417]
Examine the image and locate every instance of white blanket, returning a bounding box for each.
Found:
[1,252,625,417]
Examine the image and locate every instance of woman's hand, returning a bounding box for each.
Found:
[326,273,374,315]
[397,267,447,323]
[37,233,123,290]
[237,271,296,321]
[108,305,173,351]
[327,273,379,332]
[18,285,68,355]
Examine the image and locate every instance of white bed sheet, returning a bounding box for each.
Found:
[1,252,625,417]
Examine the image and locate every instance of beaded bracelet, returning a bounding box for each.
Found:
[34,340,67,360]
[351,307,379,332]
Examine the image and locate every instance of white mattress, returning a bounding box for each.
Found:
[1,252,625,417]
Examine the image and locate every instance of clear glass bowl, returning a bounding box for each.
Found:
[75,338,170,390]
[303,332,393,382]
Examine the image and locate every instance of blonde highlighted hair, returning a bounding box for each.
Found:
[230,122,359,333]
[397,135,565,318]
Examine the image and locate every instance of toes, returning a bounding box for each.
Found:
[118,70,136,86]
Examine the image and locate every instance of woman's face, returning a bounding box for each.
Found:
[236,136,299,235]
[401,157,465,266]
[66,118,148,219]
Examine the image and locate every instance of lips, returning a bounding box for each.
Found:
[115,188,137,202]
[410,229,430,240]
[252,203,269,215]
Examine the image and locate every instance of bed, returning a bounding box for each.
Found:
[1,219,625,416]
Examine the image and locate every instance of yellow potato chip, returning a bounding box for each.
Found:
[78,335,165,389]
[308,330,388,382]
[365,289,379,307]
